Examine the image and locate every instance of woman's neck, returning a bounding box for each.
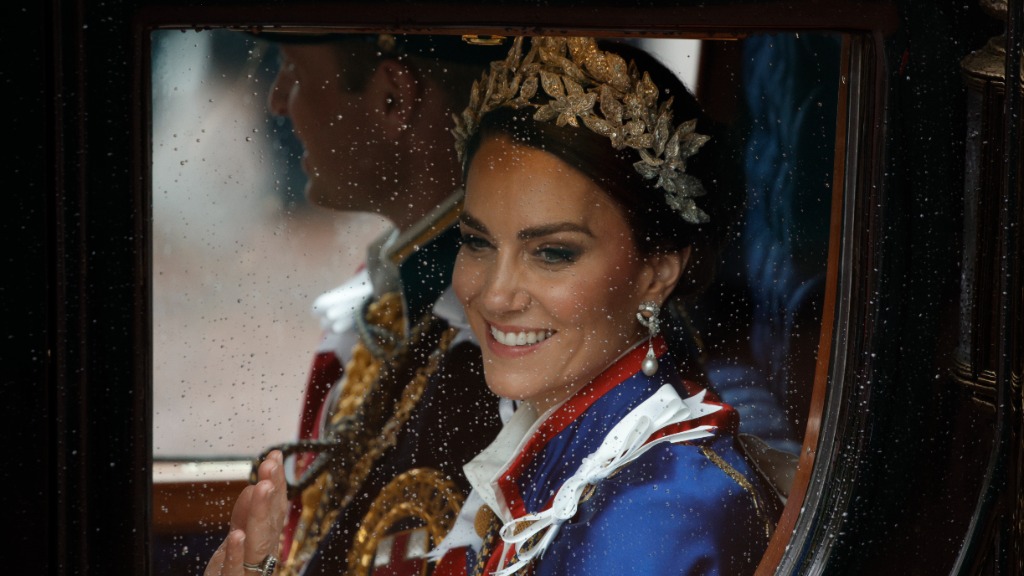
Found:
[520,337,653,415]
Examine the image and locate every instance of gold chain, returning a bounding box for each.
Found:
[279,301,458,575]
[339,324,458,510]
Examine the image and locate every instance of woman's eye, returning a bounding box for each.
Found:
[537,246,578,264]
[460,234,492,252]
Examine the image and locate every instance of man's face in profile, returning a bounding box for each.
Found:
[268,43,387,213]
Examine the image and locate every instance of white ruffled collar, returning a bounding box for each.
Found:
[310,227,397,335]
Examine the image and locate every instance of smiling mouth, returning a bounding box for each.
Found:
[490,325,555,347]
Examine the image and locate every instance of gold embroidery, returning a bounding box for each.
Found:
[347,468,465,576]
[278,292,458,576]
[331,292,406,423]
[280,473,329,572]
[475,505,498,539]
[578,483,598,504]
[340,323,457,510]
[699,446,774,542]
[470,511,503,576]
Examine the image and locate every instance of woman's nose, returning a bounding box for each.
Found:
[480,258,531,315]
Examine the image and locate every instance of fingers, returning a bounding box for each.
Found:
[204,529,245,576]
[222,529,246,576]
[209,450,288,576]
[207,450,288,569]
[244,450,288,564]
[265,450,290,526]
[229,450,283,533]
[229,484,255,532]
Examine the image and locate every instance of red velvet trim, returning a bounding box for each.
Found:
[279,499,304,560]
[432,547,470,576]
[298,350,343,441]
[485,540,508,575]
[283,263,367,565]
[281,348,343,560]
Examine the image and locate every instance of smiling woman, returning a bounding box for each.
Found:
[424,36,780,575]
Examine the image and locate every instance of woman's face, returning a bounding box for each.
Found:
[453,135,681,413]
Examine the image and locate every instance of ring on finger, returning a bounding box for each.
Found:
[242,555,277,576]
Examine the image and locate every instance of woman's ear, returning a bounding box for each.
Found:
[640,247,690,305]
[366,59,421,137]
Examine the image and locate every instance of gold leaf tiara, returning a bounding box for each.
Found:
[452,36,711,224]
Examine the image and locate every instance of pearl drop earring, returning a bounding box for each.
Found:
[636,301,661,376]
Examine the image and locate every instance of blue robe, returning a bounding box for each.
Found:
[435,338,778,576]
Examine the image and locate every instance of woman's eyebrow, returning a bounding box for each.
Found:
[519,222,594,241]
[459,212,490,234]
[460,212,594,240]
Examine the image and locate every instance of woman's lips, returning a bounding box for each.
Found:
[489,324,555,346]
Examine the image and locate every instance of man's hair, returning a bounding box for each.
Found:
[324,34,500,111]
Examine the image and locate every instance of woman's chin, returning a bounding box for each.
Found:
[483,368,585,414]
[482,367,551,405]
[483,371,533,403]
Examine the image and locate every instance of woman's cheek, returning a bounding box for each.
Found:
[554,281,592,323]
[452,252,477,305]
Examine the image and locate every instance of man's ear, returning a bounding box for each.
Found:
[366,59,421,137]
[639,247,690,305]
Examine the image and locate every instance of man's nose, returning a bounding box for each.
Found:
[267,73,290,116]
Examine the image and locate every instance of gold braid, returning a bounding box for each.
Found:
[279,292,458,575]
[698,445,775,542]
[470,507,504,576]
[339,322,458,510]
[469,506,547,576]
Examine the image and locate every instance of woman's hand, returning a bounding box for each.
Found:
[204,450,289,576]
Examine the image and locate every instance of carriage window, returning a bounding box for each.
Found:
[151,29,844,574]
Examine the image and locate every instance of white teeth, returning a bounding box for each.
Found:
[490,325,553,347]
